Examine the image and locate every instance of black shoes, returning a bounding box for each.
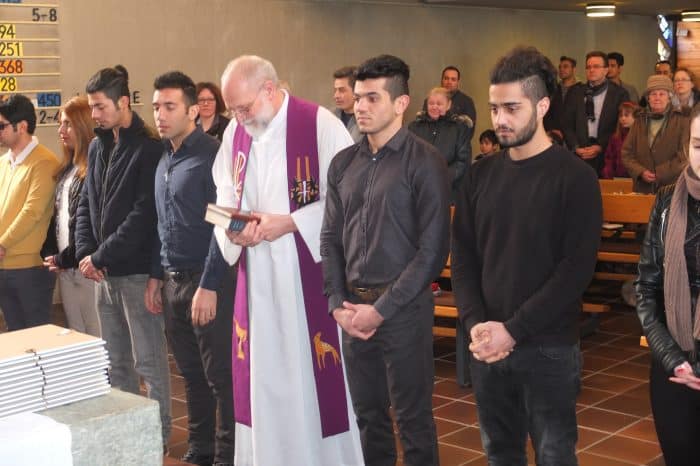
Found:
[181,448,214,466]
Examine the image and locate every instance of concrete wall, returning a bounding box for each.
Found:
[44,0,659,155]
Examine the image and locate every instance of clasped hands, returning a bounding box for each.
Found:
[469,321,516,364]
[332,302,384,341]
[671,361,700,391]
[574,145,601,160]
[225,212,296,247]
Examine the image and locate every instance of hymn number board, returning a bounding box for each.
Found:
[0,0,60,127]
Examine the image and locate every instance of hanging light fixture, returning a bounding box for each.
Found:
[681,10,700,22]
[586,3,616,18]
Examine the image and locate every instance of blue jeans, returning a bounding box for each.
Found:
[95,274,171,442]
[470,343,581,466]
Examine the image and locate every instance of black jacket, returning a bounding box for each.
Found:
[44,164,86,269]
[636,183,700,375]
[408,111,472,193]
[562,81,630,174]
[75,112,161,276]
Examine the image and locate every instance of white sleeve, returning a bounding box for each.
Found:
[291,106,354,263]
[212,120,243,265]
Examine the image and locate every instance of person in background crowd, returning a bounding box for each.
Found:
[655,60,673,77]
[43,96,100,337]
[544,55,578,135]
[601,101,640,179]
[474,129,499,162]
[563,51,630,174]
[423,65,477,126]
[673,68,700,111]
[607,52,640,104]
[408,86,471,197]
[0,94,60,331]
[635,104,700,466]
[332,65,362,142]
[622,75,690,194]
[196,82,230,142]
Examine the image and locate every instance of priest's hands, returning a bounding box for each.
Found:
[144,278,163,314]
[469,321,515,364]
[192,287,217,326]
[332,301,385,340]
[225,213,297,246]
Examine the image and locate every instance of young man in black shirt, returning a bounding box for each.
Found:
[451,47,602,465]
[321,55,450,466]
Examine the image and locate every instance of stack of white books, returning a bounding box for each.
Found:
[0,324,110,418]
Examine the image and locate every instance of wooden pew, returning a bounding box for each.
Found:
[599,178,634,194]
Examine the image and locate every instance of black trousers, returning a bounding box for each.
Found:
[342,289,438,466]
[0,267,54,331]
[162,266,236,463]
[650,359,700,466]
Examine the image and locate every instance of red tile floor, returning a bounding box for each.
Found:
[1,304,666,466]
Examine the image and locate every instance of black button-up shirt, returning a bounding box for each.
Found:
[321,127,451,320]
[151,127,226,290]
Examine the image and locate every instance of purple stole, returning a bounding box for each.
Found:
[231,96,349,438]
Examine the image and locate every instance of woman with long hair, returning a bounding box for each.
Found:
[636,104,700,466]
[43,96,100,336]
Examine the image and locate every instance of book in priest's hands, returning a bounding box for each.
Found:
[205,204,261,232]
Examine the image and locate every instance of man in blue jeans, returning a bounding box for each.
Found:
[75,65,171,445]
[450,46,602,465]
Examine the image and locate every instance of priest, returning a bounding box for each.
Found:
[212,55,363,466]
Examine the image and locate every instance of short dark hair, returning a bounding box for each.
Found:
[195,82,226,114]
[333,66,357,89]
[442,66,461,80]
[0,94,36,134]
[153,71,197,107]
[490,46,557,104]
[656,60,672,67]
[560,56,577,68]
[355,54,410,99]
[479,129,497,145]
[85,65,130,106]
[608,52,624,66]
[585,51,608,67]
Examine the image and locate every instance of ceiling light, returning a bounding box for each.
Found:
[681,10,700,22]
[586,3,615,18]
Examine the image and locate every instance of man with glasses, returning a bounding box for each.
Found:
[212,55,363,465]
[563,51,629,174]
[0,94,60,331]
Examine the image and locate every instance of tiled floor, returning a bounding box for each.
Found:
[1,304,665,466]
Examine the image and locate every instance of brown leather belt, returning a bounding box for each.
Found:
[347,283,388,303]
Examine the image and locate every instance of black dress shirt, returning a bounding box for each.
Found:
[151,127,227,290]
[321,128,451,320]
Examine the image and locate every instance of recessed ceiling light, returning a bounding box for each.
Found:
[586,3,616,18]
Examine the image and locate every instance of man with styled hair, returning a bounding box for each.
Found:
[563,50,630,174]
[148,71,235,466]
[333,65,361,142]
[0,94,60,331]
[75,65,171,446]
[321,54,450,466]
[451,46,602,465]
[212,55,363,466]
[607,52,639,104]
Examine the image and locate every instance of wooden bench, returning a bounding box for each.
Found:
[433,291,469,386]
[599,178,634,194]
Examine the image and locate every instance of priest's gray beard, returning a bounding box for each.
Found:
[242,98,276,139]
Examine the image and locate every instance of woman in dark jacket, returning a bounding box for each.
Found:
[636,104,700,466]
[408,87,473,197]
[43,96,100,336]
[195,81,230,142]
